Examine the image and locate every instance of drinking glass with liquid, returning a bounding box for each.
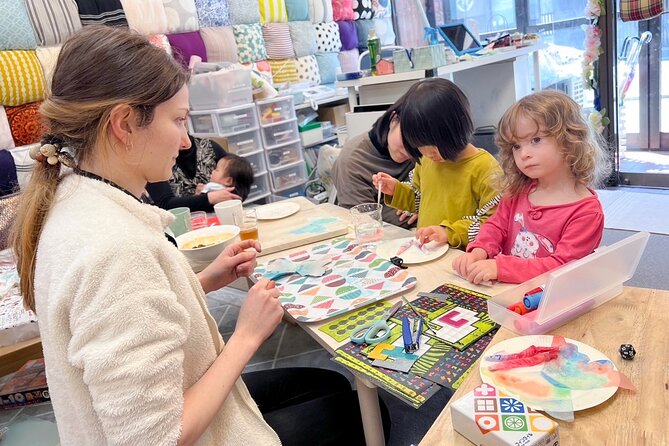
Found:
[350,203,383,247]
[235,208,259,241]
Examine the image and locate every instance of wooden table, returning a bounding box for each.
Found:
[257,202,515,446]
[420,286,669,446]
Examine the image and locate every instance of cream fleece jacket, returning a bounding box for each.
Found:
[34,174,280,446]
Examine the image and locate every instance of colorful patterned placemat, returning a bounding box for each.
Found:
[254,238,417,322]
[319,300,395,342]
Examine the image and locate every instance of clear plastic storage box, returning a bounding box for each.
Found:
[260,118,300,149]
[225,128,262,155]
[189,63,252,110]
[216,104,257,136]
[265,142,303,169]
[487,231,649,335]
[256,96,296,125]
[245,173,271,203]
[188,111,218,136]
[241,150,267,176]
[269,160,308,192]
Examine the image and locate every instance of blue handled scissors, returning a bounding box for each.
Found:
[350,301,402,345]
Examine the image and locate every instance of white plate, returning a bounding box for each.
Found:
[480,335,618,412]
[255,201,301,220]
[375,237,449,264]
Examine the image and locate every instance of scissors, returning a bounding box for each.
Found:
[350,301,402,345]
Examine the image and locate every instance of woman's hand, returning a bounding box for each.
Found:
[465,259,498,285]
[416,225,448,245]
[197,240,261,293]
[452,248,488,278]
[235,278,283,348]
[207,187,241,204]
[372,172,398,197]
[195,183,205,195]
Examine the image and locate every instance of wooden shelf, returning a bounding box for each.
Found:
[0,336,42,377]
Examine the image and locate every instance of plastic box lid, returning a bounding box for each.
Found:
[487,231,649,335]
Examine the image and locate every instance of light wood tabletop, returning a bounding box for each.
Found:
[419,286,669,446]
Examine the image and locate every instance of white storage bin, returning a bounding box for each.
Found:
[269,160,308,192]
[216,104,257,136]
[225,128,262,155]
[300,126,324,147]
[245,173,271,203]
[256,95,296,125]
[188,111,218,136]
[261,118,300,149]
[189,63,252,110]
[265,141,303,169]
[241,150,267,175]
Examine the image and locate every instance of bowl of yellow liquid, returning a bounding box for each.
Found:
[176,224,240,264]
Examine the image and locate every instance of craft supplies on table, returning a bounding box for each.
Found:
[451,383,560,446]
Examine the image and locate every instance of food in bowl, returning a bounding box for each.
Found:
[182,233,234,250]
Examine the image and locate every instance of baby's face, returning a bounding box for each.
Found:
[210,158,231,185]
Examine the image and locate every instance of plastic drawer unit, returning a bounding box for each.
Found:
[265,141,303,169]
[260,118,300,149]
[256,95,296,126]
[269,160,308,192]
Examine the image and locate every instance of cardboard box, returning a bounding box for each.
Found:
[317,103,349,128]
[451,384,559,446]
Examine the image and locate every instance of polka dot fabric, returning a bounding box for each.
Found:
[352,0,372,20]
[314,21,341,53]
[295,55,321,86]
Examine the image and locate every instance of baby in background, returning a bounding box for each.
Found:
[452,90,611,285]
[196,153,254,201]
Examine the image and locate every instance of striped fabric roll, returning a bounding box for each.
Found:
[267,59,299,85]
[25,0,82,46]
[259,0,288,23]
[262,23,294,59]
[75,0,128,27]
[0,50,46,107]
[200,27,238,63]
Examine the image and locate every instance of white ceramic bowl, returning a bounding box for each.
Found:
[176,225,240,264]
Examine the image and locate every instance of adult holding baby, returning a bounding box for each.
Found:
[12,26,382,445]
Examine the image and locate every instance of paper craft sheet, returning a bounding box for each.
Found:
[254,238,417,322]
[319,300,394,342]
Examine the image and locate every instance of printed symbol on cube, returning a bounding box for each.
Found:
[474,383,497,397]
[499,397,525,413]
[529,415,556,432]
[474,397,497,413]
[502,415,527,432]
[475,414,499,434]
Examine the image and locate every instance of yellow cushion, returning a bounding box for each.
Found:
[0,50,46,107]
[268,59,299,85]
[259,0,288,24]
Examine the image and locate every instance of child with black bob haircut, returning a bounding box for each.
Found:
[197,153,254,201]
[373,77,502,248]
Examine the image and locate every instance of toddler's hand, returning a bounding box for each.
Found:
[452,248,488,277]
[416,225,447,245]
[466,259,498,285]
[372,172,398,197]
[195,183,204,195]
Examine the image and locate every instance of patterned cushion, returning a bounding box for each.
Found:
[314,22,341,53]
[333,0,354,21]
[262,23,295,59]
[307,0,325,23]
[163,0,199,33]
[229,0,260,24]
[295,55,321,86]
[25,0,82,46]
[337,20,358,51]
[352,0,373,20]
[0,107,14,149]
[338,48,359,73]
[4,102,46,147]
[166,31,207,68]
[285,0,308,21]
[374,17,395,45]
[267,59,299,85]
[315,52,340,84]
[75,0,127,27]
[233,24,267,63]
[200,27,238,63]
[195,0,230,27]
[36,45,62,90]
[323,0,333,22]
[121,0,169,35]
[259,0,288,23]
[288,21,317,57]
[0,51,46,107]
[0,0,37,50]
[355,19,375,49]
[372,0,391,18]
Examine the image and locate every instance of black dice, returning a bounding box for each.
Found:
[619,344,636,360]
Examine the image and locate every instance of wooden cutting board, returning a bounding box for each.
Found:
[257,200,351,257]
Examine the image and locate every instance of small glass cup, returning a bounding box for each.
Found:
[190,211,208,230]
[235,208,259,241]
[350,203,384,247]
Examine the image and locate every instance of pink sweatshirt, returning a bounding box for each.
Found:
[466,185,604,283]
